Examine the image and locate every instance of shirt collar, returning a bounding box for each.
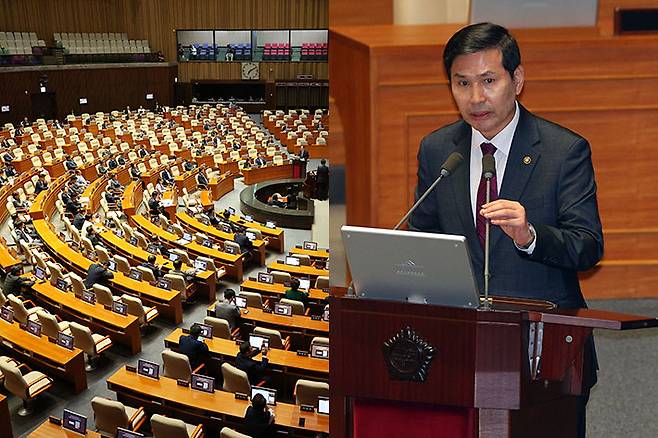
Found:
[471,101,520,156]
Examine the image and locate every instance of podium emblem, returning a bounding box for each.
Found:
[383,326,435,382]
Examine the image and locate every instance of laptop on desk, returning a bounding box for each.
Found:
[341,226,480,308]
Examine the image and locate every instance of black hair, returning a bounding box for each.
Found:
[148,255,156,263]
[239,341,251,355]
[290,277,300,290]
[190,324,202,337]
[251,393,267,411]
[443,22,521,80]
[173,259,182,270]
[224,288,236,300]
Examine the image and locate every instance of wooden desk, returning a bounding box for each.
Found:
[230,215,285,253]
[98,228,219,303]
[31,280,142,355]
[28,420,101,437]
[80,173,107,213]
[290,247,329,260]
[33,219,183,324]
[107,368,329,435]
[267,261,329,280]
[122,180,143,217]
[219,160,239,174]
[165,328,328,382]
[0,394,12,438]
[241,279,328,303]
[131,214,244,282]
[175,167,199,193]
[242,163,294,185]
[176,211,267,266]
[208,173,236,200]
[0,318,87,393]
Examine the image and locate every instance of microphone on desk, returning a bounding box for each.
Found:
[481,153,496,308]
[393,151,464,230]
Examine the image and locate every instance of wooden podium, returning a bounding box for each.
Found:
[329,293,658,438]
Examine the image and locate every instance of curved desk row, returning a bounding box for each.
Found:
[240,278,328,303]
[267,260,329,280]
[290,246,329,260]
[229,214,285,253]
[242,162,294,185]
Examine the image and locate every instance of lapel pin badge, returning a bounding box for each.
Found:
[523,156,532,165]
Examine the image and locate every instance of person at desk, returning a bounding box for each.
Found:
[73,211,89,231]
[315,159,329,201]
[137,147,149,158]
[2,265,35,296]
[171,259,195,284]
[160,168,175,186]
[215,288,241,330]
[299,144,310,162]
[3,164,17,179]
[244,393,276,438]
[83,261,114,289]
[129,162,141,180]
[10,191,29,212]
[183,159,196,172]
[107,156,118,170]
[148,191,166,217]
[178,324,211,372]
[408,23,603,438]
[13,218,38,246]
[64,155,77,171]
[285,278,309,307]
[141,255,163,280]
[2,149,15,164]
[242,160,252,170]
[234,231,254,255]
[254,154,267,167]
[196,166,209,189]
[86,227,101,248]
[236,341,270,386]
[72,170,89,190]
[107,175,123,194]
[154,177,167,194]
[201,205,220,226]
[116,155,127,166]
[267,193,286,208]
[34,173,49,195]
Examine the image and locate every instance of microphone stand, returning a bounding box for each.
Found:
[481,177,493,309]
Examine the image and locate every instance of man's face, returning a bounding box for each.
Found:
[449,48,524,140]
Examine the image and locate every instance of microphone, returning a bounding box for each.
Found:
[393,152,464,230]
[481,153,496,308]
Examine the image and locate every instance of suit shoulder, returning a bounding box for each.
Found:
[532,114,588,151]
[420,120,465,152]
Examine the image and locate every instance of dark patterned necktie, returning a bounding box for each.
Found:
[477,142,498,248]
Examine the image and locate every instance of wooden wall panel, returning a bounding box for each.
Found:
[178,61,328,82]
[330,0,393,26]
[598,0,658,36]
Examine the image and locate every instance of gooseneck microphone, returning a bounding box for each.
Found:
[481,153,496,308]
[393,152,464,230]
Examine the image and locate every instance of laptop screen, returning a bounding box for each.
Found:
[249,334,269,350]
[322,307,329,322]
[317,396,329,415]
[62,410,87,434]
[57,331,75,350]
[129,236,138,246]
[81,290,96,304]
[221,223,232,233]
[244,215,253,222]
[245,231,256,241]
[107,259,117,271]
[227,207,236,215]
[0,307,12,323]
[112,301,128,316]
[202,239,213,248]
[56,278,69,291]
[298,279,310,290]
[274,303,292,316]
[235,296,247,308]
[157,278,171,290]
[128,268,142,281]
[26,320,41,337]
[257,272,273,284]
[192,323,213,339]
[303,241,318,251]
[116,427,145,438]
[224,245,237,255]
[285,256,300,266]
[265,221,276,229]
[169,252,179,262]
[146,243,158,254]
[137,359,160,379]
[190,374,215,393]
[34,266,46,280]
[182,232,193,242]
[311,344,329,359]
[194,259,208,271]
[251,387,277,405]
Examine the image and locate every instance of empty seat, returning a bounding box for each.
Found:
[315,275,329,289]
[69,321,113,371]
[279,298,306,316]
[220,427,250,438]
[253,326,290,350]
[93,284,118,307]
[161,349,203,382]
[237,291,263,308]
[203,316,233,340]
[120,294,158,326]
[151,414,203,438]
[221,362,251,394]
[7,295,42,324]
[0,361,53,416]
[91,396,146,436]
[294,379,329,406]
[36,310,70,339]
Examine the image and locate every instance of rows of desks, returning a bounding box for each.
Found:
[240,278,328,303]
[267,260,329,280]
[242,162,294,185]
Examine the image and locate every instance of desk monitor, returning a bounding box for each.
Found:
[182,232,193,242]
[128,268,142,281]
[221,223,233,233]
[258,272,273,284]
[224,245,237,255]
[251,387,277,405]
[0,307,13,323]
[202,239,213,248]
[58,331,75,350]
[34,266,46,281]
[317,396,329,415]
[115,229,124,238]
[249,334,269,350]
[166,225,176,234]
[26,320,41,337]
[244,214,253,222]
[137,359,160,379]
[81,290,96,304]
[146,243,158,254]
[274,303,292,316]
[192,323,213,339]
[129,236,138,246]
[265,221,276,229]
[285,256,300,266]
[311,344,329,360]
[56,278,69,291]
[235,296,247,309]
[303,241,318,251]
[112,301,128,316]
[169,252,180,262]
[227,207,236,215]
[245,231,256,241]
[322,307,329,322]
[341,226,480,308]
[117,427,145,438]
[298,279,310,291]
[157,278,172,290]
[107,259,117,272]
[190,374,215,393]
[194,259,208,272]
[62,409,87,435]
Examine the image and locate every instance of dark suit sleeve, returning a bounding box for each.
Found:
[408,137,443,233]
[523,138,603,271]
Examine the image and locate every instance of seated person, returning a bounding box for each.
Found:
[215,288,241,330]
[3,265,35,296]
[104,190,122,209]
[244,393,276,438]
[171,259,195,284]
[178,324,210,371]
[73,211,89,230]
[138,147,149,158]
[10,191,29,212]
[183,159,196,172]
[267,193,286,208]
[141,254,163,280]
[196,167,209,189]
[234,231,254,254]
[13,219,39,246]
[161,168,175,186]
[84,260,114,288]
[254,155,267,167]
[64,155,77,171]
[285,277,309,307]
[34,173,49,195]
[129,163,141,180]
[72,170,89,190]
[154,177,167,194]
[236,341,269,386]
[201,206,220,226]
[86,227,101,248]
[107,156,118,170]
[148,192,166,217]
[107,175,123,194]
[116,155,127,166]
[3,164,17,179]
[2,149,15,164]
[242,160,252,170]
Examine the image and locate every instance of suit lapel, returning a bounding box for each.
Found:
[491,105,541,251]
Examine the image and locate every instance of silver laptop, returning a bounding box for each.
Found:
[341,226,480,307]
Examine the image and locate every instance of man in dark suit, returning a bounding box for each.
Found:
[315,159,329,200]
[234,232,254,254]
[141,255,163,280]
[178,325,210,371]
[215,288,241,330]
[84,261,114,288]
[161,168,174,186]
[3,265,34,296]
[64,155,77,171]
[409,23,602,438]
[236,341,269,385]
[196,167,209,189]
[34,174,49,195]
